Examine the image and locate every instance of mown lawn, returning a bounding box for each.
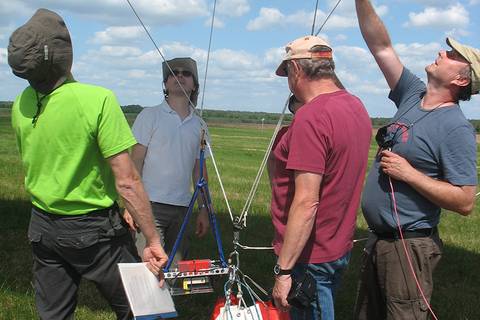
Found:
[0,112,479,319]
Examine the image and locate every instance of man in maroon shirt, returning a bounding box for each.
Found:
[270,35,372,320]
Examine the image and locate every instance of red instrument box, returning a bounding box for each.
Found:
[178,259,212,273]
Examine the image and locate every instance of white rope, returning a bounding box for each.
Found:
[238,94,290,227]
[199,0,217,116]
[311,0,320,36]
[236,238,368,252]
[207,140,235,223]
[235,243,273,250]
[315,0,343,36]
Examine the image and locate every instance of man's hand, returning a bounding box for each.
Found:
[195,208,210,237]
[122,209,137,231]
[272,275,292,312]
[380,150,417,182]
[143,243,169,287]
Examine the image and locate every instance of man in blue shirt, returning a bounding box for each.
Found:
[354,1,479,319]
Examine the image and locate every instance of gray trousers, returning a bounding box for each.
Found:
[135,202,190,268]
[28,205,140,320]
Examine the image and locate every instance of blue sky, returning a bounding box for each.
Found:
[0,0,479,118]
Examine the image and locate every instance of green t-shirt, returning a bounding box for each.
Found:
[11,81,136,215]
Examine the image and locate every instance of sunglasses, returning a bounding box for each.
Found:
[170,69,193,77]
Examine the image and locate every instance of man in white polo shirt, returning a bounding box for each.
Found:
[123,57,210,265]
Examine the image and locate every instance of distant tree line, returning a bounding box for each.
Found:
[2,101,480,132]
[0,101,13,108]
[121,104,143,113]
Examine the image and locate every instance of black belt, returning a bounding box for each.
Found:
[374,227,437,240]
[32,203,118,218]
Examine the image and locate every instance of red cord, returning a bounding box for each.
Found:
[388,176,439,320]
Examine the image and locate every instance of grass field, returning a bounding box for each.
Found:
[1,111,479,319]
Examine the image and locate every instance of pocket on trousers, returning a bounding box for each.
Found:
[28,231,42,243]
[57,232,100,249]
[387,296,428,319]
[27,214,42,243]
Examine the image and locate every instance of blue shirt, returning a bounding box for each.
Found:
[362,68,477,233]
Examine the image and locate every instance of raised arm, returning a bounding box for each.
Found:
[355,0,404,90]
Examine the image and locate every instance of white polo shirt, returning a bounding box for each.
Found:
[132,101,209,206]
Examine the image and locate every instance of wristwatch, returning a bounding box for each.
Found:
[273,263,292,276]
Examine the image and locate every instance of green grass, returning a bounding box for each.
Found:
[1,113,479,319]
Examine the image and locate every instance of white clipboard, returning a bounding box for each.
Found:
[118,263,177,319]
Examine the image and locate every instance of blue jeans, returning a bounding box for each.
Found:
[290,251,351,320]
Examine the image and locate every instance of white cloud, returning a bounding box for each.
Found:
[204,17,225,28]
[445,28,470,38]
[354,82,389,95]
[160,42,207,62]
[246,7,284,31]
[0,1,28,20]
[375,5,389,16]
[98,46,143,57]
[3,0,209,26]
[394,42,441,57]
[264,47,284,67]
[211,49,259,70]
[407,0,457,6]
[0,47,7,65]
[325,0,387,16]
[394,42,441,77]
[404,4,469,29]
[217,0,250,17]
[91,26,146,45]
[246,7,357,31]
[0,23,17,41]
[127,69,147,78]
[246,4,387,33]
[335,45,376,66]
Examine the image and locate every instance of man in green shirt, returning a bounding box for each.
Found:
[8,8,167,320]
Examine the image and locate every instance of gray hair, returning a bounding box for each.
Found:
[295,45,344,88]
[458,65,472,101]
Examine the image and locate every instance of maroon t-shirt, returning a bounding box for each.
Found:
[270,90,372,263]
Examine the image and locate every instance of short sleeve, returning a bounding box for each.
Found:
[389,68,426,110]
[286,112,328,174]
[97,91,136,158]
[132,108,156,147]
[439,125,478,185]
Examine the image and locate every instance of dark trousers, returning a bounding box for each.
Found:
[135,202,190,267]
[28,205,140,320]
[354,233,443,320]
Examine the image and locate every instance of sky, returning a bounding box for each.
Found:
[0,0,479,118]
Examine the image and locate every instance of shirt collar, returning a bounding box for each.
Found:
[158,100,195,122]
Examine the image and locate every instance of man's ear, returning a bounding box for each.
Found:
[451,74,470,88]
[291,60,300,74]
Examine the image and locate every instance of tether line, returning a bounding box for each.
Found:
[199,0,217,116]
[315,0,343,36]
[311,0,320,35]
